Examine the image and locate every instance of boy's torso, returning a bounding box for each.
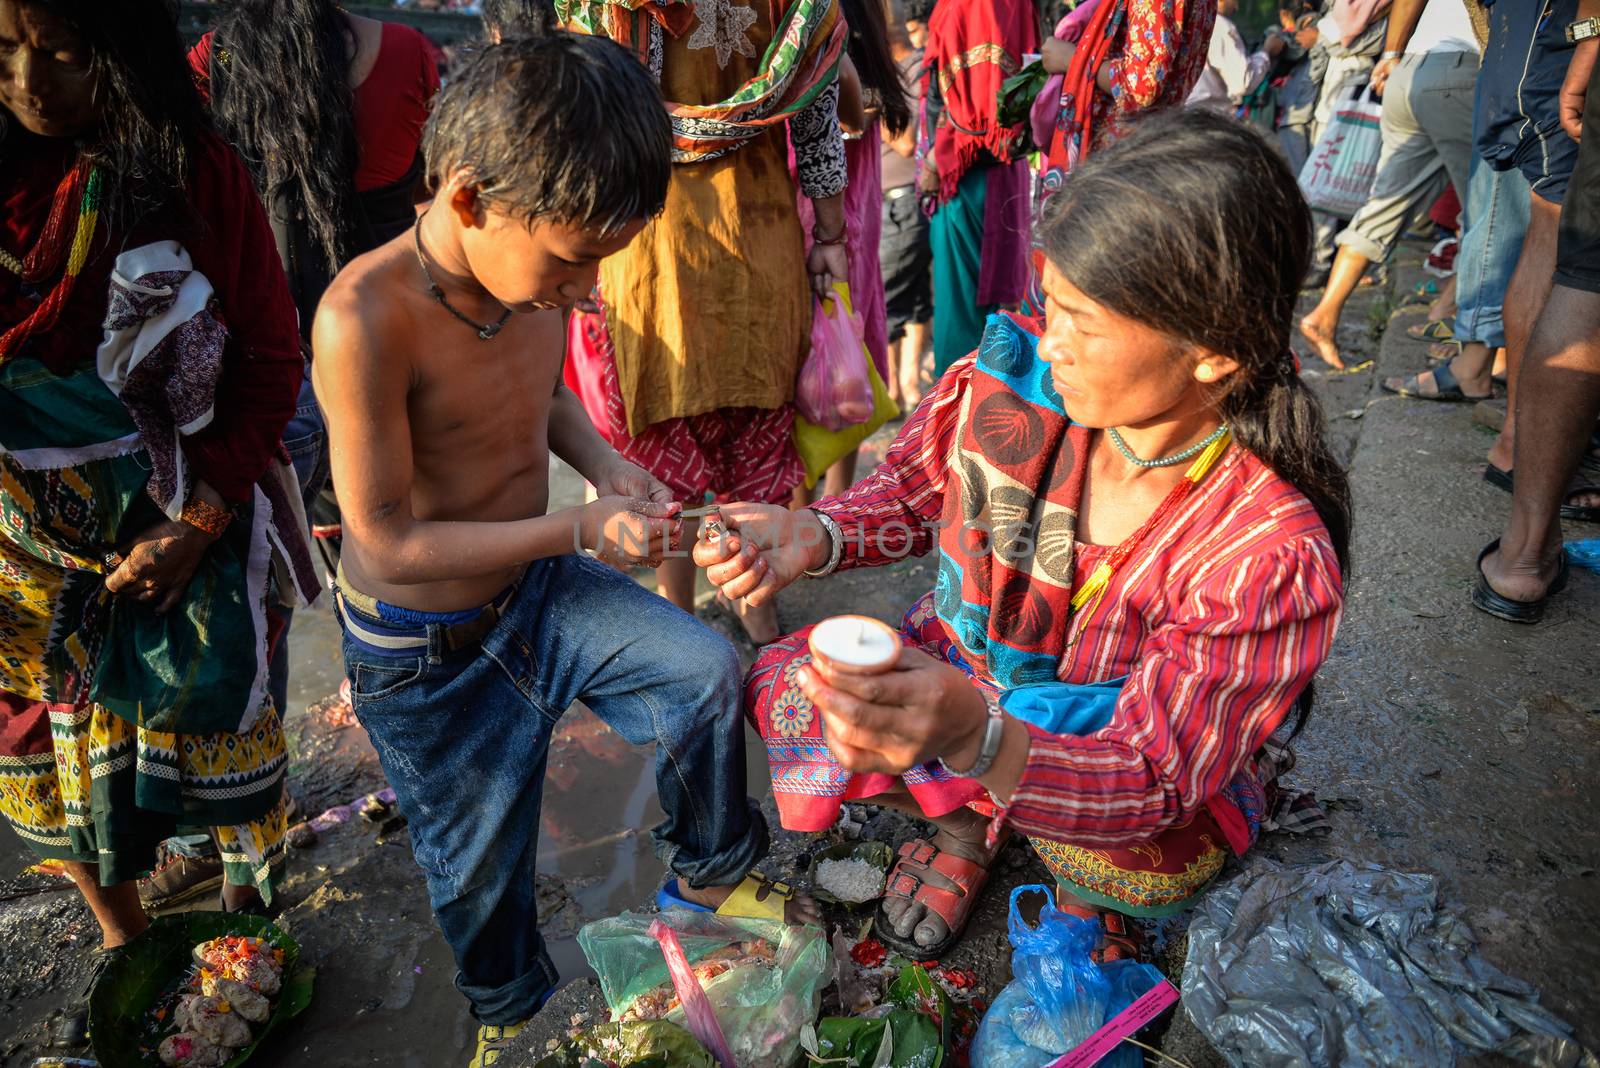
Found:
[325,234,564,612]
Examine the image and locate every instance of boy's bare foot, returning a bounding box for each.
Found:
[1298,314,1344,370]
[677,878,822,925]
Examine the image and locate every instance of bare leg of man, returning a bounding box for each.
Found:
[1425,272,1458,323]
[1480,285,1600,603]
[901,321,930,408]
[1488,192,1563,472]
[1299,245,1372,369]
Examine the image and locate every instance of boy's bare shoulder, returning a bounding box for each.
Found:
[312,238,419,372]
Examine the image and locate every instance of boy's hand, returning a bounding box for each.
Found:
[581,496,680,567]
[592,458,674,507]
[691,503,831,607]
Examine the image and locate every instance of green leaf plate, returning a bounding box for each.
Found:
[807,841,893,909]
[88,912,316,1068]
[533,1021,715,1068]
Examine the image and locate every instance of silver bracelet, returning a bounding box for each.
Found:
[803,508,843,578]
[939,692,1005,779]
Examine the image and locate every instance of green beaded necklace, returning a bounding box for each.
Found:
[1106,423,1230,469]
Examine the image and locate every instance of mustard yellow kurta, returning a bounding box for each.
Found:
[602,19,811,436]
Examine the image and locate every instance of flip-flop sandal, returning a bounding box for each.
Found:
[873,837,997,962]
[1472,539,1570,624]
[1056,896,1145,963]
[1482,463,1600,522]
[1380,362,1489,403]
[1406,319,1455,342]
[657,872,799,922]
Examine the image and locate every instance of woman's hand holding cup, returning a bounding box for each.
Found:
[796,641,992,776]
[691,503,832,607]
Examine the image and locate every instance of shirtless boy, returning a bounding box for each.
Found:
[313,37,775,1066]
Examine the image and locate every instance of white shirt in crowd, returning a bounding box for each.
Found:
[1187,14,1271,110]
[1405,0,1480,56]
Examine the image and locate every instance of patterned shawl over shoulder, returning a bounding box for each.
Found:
[924,0,1040,202]
[558,0,845,163]
[934,312,1091,691]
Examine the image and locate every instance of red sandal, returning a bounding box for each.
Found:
[1057,898,1145,963]
[874,837,998,962]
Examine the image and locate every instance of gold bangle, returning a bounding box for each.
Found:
[179,497,232,537]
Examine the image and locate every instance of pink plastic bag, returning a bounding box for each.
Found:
[795,284,874,432]
[649,919,738,1068]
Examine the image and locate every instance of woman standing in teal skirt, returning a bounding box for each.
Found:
[920,0,1038,376]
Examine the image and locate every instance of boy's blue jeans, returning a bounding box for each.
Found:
[336,553,768,1025]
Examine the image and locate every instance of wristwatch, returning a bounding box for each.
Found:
[1567,17,1600,43]
[1379,49,1404,61]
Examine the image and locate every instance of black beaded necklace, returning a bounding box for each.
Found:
[412,212,512,341]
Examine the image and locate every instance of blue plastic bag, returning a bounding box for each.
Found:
[1567,538,1600,574]
[971,885,1166,1068]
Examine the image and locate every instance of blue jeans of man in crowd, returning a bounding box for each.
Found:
[1453,153,1531,349]
[336,552,768,1024]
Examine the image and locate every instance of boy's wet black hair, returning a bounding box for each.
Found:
[423,33,672,236]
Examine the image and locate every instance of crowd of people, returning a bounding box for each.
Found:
[0,0,1593,1064]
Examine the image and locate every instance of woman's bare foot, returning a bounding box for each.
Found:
[1298,313,1344,370]
[677,877,822,925]
[878,808,1000,950]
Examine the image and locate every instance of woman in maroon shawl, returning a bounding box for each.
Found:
[0,0,303,1047]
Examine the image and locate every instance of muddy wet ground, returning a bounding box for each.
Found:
[2,248,1597,1067]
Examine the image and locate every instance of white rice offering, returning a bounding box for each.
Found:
[815,857,886,903]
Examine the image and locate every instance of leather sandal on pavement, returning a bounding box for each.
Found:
[1056,896,1145,963]
[874,837,999,962]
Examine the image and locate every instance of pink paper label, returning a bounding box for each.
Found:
[1045,979,1181,1068]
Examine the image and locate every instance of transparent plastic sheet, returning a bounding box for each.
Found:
[578,910,830,1068]
[971,885,1163,1068]
[1182,860,1599,1068]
